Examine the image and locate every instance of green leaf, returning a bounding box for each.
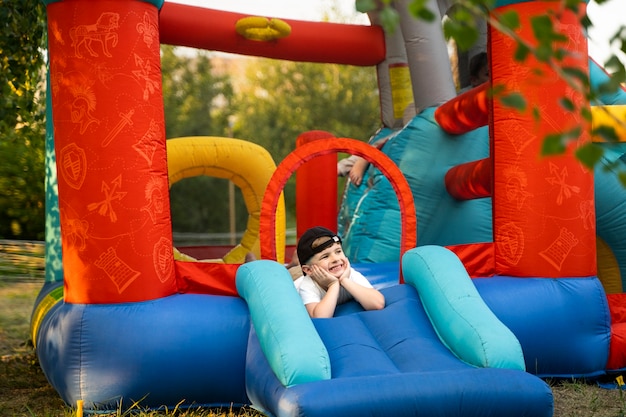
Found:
[532,106,541,123]
[579,13,592,30]
[355,0,377,13]
[619,171,626,188]
[593,125,619,142]
[562,66,590,88]
[500,92,527,112]
[531,15,554,40]
[477,0,497,10]
[564,0,581,13]
[379,6,400,34]
[443,20,478,51]
[534,43,553,62]
[499,10,520,31]
[408,0,435,22]
[575,142,605,170]
[559,97,575,112]
[542,133,566,156]
[514,43,531,62]
[580,106,592,123]
[416,7,436,22]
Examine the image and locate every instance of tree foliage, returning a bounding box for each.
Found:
[163,51,380,235]
[233,58,380,220]
[0,0,47,240]
[235,59,380,160]
[161,47,249,238]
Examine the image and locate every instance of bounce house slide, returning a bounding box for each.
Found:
[236,246,554,417]
[337,56,626,374]
[35,0,626,413]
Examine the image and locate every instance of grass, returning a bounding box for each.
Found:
[2,240,626,416]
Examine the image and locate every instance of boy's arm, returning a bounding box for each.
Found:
[305,282,341,318]
[340,275,385,311]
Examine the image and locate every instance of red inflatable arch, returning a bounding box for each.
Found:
[259,137,417,282]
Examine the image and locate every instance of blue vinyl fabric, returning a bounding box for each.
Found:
[236,260,331,387]
[35,293,250,412]
[340,108,492,263]
[245,284,554,417]
[474,275,612,378]
[402,246,525,370]
[243,256,608,416]
[34,260,610,414]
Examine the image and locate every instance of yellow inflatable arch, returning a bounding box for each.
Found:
[167,136,286,264]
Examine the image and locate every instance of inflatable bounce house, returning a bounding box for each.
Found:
[32,0,626,415]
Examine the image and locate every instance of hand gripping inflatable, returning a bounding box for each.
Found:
[167,136,286,264]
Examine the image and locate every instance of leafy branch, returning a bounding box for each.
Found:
[356,0,626,183]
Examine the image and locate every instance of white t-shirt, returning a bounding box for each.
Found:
[293,267,372,306]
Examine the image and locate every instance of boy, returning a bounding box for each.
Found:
[294,226,385,318]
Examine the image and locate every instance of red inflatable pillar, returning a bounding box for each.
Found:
[490,1,596,277]
[45,0,176,303]
[295,131,338,238]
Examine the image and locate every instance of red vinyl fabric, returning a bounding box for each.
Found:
[47,0,176,303]
[260,137,417,284]
[490,1,595,278]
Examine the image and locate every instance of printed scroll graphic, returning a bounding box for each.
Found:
[70,12,120,58]
[546,163,580,206]
[136,12,158,48]
[497,222,524,266]
[539,227,579,272]
[87,175,127,222]
[142,177,166,223]
[154,237,173,283]
[95,247,140,294]
[59,143,87,190]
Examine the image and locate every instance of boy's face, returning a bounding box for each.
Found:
[471,65,489,87]
[303,242,348,279]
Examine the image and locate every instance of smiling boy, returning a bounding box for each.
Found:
[294,226,385,318]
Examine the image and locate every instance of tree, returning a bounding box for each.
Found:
[235,59,379,160]
[233,58,381,220]
[0,0,47,240]
[161,47,249,240]
[161,46,235,138]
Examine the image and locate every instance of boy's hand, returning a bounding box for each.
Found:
[339,258,351,283]
[308,265,338,291]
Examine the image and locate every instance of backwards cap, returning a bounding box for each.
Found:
[296,226,342,265]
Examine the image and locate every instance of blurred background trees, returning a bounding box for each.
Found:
[0,0,47,240]
[3,0,622,244]
[0,3,379,242]
[157,46,379,245]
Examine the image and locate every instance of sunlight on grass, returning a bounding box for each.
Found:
[0,282,40,355]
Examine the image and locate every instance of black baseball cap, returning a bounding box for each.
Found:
[296,226,342,266]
